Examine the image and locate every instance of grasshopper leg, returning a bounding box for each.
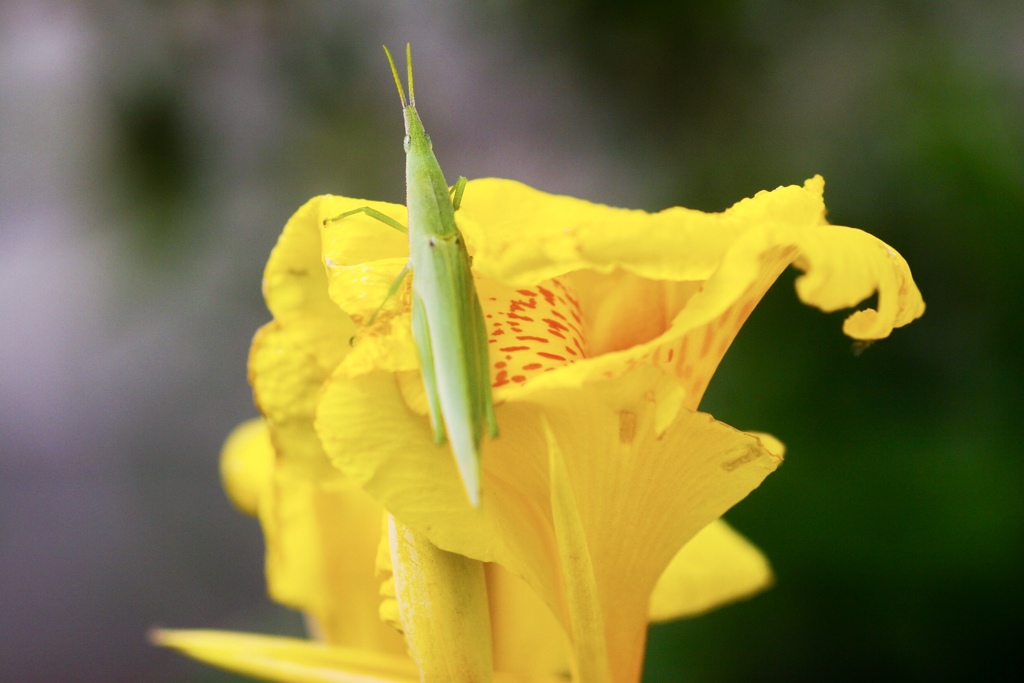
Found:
[450,176,468,211]
[324,207,410,324]
[471,293,498,439]
[323,206,407,234]
[411,293,446,445]
[367,263,410,324]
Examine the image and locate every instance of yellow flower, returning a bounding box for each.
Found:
[157,176,924,682]
[160,412,570,681]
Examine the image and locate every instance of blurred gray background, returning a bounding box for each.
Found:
[1,1,1021,681]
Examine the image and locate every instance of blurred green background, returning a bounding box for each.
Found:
[1,1,1020,681]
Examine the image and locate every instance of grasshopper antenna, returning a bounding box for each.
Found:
[406,43,415,106]
[382,45,408,107]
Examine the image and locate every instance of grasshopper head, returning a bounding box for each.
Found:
[384,43,430,150]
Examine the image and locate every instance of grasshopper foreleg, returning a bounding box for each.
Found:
[450,176,468,211]
[323,206,407,233]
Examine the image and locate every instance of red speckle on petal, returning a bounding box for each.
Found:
[701,326,715,357]
[486,276,590,389]
[536,286,557,306]
[512,297,538,310]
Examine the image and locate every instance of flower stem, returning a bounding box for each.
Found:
[388,514,493,682]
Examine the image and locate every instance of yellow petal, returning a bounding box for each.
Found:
[318,196,409,267]
[457,179,733,286]
[648,433,782,626]
[247,321,405,654]
[316,366,782,683]
[486,564,571,679]
[152,629,419,683]
[259,467,404,654]
[529,370,782,683]
[316,369,553,597]
[263,197,357,373]
[375,518,403,634]
[456,177,924,410]
[250,322,338,460]
[324,258,407,322]
[648,519,773,622]
[221,418,274,516]
[317,197,420,374]
[544,416,612,683]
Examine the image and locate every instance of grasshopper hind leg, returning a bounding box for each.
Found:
[471,294,498,439]
[411,293,446,445]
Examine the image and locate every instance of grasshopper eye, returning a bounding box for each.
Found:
[424,133,433,149]
[403,135,411,152]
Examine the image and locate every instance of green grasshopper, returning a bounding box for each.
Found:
[326,45,497,506]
